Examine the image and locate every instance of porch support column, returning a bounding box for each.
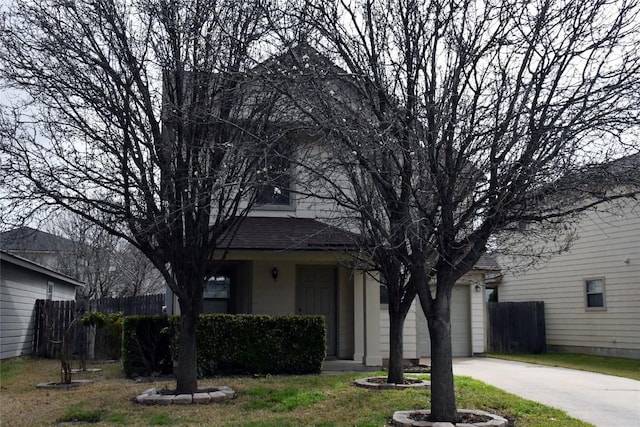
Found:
[353,269,365,363]
[363,271,382,366]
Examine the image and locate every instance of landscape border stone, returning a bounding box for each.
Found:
[135,386,235,405]
[392,409,508,427]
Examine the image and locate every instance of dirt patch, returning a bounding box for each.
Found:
[36,379,93,389]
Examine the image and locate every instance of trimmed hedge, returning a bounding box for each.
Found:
[122,314,326,378]
[121,315,172,378]
[183,314,326,376]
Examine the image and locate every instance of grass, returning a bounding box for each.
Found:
[0,358,593,426]
[244,387,326,412]
[489,353,640,381]
[58,403,105,423]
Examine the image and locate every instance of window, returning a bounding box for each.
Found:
[380,285,388,306]
[203,276,230,314]
[203,276,230,299]
[46,281,54,300]
[256,141,292,207]
[585,278,606,309]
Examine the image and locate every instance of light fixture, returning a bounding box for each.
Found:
[271,267,279,281]
[475,284,482,292]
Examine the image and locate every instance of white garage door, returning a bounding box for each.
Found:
[417,285,471,357]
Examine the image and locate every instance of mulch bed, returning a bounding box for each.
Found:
[410,412,494,424]
[366,377,425,385]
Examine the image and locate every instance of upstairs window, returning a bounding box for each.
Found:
[256,141,292,207]
[585,278,606,309]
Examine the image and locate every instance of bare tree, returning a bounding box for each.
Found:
[50,213,121,299]
[113,242,165,297]
[1,0,280,394]
[49,213,164,298]
[279,0,640,421]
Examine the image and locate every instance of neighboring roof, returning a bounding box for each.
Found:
[602,151,640,175]
[546,151,640,202]
[218,217,361,251]
[0,250,84,287]
[0,226,74,252]
[473,253,501,271]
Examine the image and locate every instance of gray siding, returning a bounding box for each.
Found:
[1,261,77,359]
[499,199,640,358]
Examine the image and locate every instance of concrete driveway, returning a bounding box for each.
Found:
[452,358,640,427]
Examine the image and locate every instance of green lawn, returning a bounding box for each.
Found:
[0,357,594,426]
[489,353,640,381]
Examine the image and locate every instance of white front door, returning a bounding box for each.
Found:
[297,266,337,357]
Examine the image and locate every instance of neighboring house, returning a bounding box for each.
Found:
[0,226,75,274]
[0,251,84,359]
[498,157,640,359]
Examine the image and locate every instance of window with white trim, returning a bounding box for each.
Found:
[585,278,605,309]
[256,141,293,208]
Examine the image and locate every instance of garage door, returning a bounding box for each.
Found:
[417,285,471,357]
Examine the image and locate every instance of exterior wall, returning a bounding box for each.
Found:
[251,259,297,315]
[499,199,640,359]
[248,139,357,232]
[226,251,360,360]
[380,272,488,360]
[380,299,418,360]
[0,260,78,359]
[337,265,354,359]
[469,272,488,355]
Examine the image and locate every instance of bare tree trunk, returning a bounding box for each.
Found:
[419,275,457,423]
[387,306,407,384]
[175,296,201,394]
[428,308,456,422]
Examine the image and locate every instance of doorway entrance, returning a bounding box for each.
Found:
[296,265,337,357]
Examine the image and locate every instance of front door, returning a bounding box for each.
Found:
[297,266,337,357]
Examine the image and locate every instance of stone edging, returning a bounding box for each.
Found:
[354,376,430,390]
[392,409,508,427]
[135,386,235,405]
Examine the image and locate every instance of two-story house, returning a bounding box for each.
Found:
[497,154,640,359]
[163,46,498,366]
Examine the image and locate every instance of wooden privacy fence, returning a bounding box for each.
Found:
[33,294,165,359]
[93,294,165,315]
[33,299,85,359]
[487,301,546,354]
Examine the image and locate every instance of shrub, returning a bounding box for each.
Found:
[121,315,172,378]
[170,314,326,376]
[123,314,326,378]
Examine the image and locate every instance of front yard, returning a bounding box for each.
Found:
[0,358,592,426]
[489,353,640,381]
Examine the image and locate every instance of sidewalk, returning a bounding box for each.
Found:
[452,357,640,427]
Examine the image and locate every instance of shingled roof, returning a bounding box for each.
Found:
[218,217,361,251]
[0,227,74,253]
[217,217,500,271]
